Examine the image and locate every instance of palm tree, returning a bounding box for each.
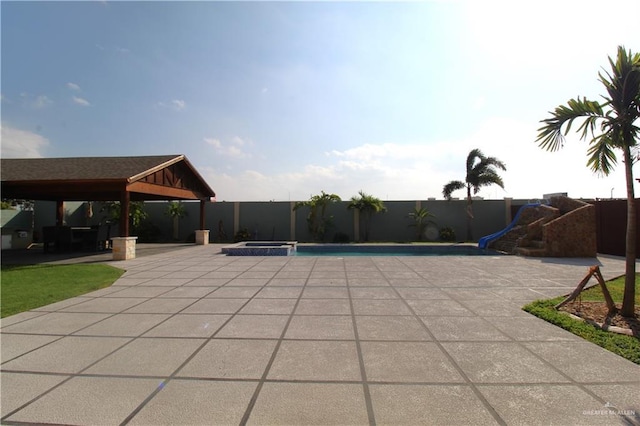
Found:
[348,190,386,242]
[165,201,188,241]
[408,207,436,241]
[442,149,507,241]
[293,191,342,241]
[101,201,148,229]
[536,46,640,318]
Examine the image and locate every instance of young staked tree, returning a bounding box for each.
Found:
[537,46,640,318]
[442,149,507,241]
[347,190,386,242]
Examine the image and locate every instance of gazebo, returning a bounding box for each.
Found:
[1,155,216,256]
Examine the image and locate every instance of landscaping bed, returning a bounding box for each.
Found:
[523,273,640,364]
[558,300,639,334]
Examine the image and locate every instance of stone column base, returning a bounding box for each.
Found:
[111,237,138,260]
[195,230,210,245]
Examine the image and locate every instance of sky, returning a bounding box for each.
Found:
[1,1,639,202]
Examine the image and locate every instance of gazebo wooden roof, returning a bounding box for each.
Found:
[1,155,216,236]
[1,154,215,201]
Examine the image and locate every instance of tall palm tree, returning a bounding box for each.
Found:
[442,149,507,241]
[348,190,386,242]
[537,46,640,318]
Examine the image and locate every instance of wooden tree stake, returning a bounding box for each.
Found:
[554,266,617,316]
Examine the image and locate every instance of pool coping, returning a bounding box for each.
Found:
[221,241,298,256]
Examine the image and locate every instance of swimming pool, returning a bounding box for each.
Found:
[221,242,505,256]
[295,244,504,257]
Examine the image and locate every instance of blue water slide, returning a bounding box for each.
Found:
[477,202,542,249]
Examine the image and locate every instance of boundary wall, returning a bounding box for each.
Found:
[29,198,527,243]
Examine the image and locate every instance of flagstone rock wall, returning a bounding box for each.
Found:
[543,197,597,257]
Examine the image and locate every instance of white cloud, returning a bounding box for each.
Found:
[96,44,130,54]
[226,146,245,158]
[72,96,91,106]
[197,116,639,202]
[204,136,250,159]
[66,82,81,91]
[464,1,639,69]
[20,94,53,109]
[200,156,432,202]
[171,99,185,110]
[34,95,53,108]
[329,142,430,162]
[440,116,639,201]
[0,124,50,158]
[156,99,186,111]
[204,138,221,149]
[472,97,485,110]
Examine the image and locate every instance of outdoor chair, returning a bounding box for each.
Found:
[95,224,110,251]
[58,226,83,251]
[80,225,106,251]
[42,226,59,253]
[106,223,119,249]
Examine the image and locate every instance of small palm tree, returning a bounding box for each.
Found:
[408,207,436,241]
[537,46,639,318]
[165,201,188,241]
[293,191,342,241]
[348,190,386,242]
[443,149,506,241]
[101,201,148,229]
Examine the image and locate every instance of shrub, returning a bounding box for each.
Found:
[133,220,161,243]
[332,232,350,243]
[439,226,456,241]
[234,228,251,242]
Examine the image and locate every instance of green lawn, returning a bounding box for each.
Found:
[523,274,640,364]
[578,273,640,304]
[1,264,124,318]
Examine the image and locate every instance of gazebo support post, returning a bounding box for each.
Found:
[56,200,64,226]
[195,199,209,245]
[112,191,137,260]
[199,199,206,230]
[119,191,130,237]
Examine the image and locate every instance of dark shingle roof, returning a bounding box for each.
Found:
[1,155,181,182]
[1,155,216,201]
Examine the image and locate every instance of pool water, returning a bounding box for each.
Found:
[295,244,504,257]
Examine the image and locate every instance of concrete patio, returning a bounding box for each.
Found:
[1,245,639,425]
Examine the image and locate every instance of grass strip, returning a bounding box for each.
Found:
[1,264,124,318]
